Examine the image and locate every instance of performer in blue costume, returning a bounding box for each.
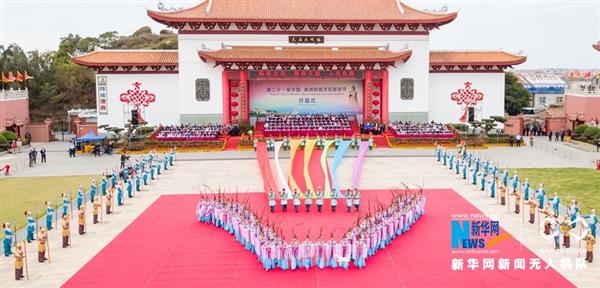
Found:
[90,180,97,203]
[537,184,546,209]
[101,176,108,196]
[502,170,509,187]
[25,211,36,242]
[547,192,560,216]
[117,182,124,206]
[436,145,441,162]
[583,209,598,238]
[3,223,13,257]
[143,170,149,186]
[490,175,496,198]
[135,173,141,191]
[568,200,579,229]
[45,202,54,230]
[480,171,487,191]
[442,150,447,166]
[111,169,117,188]
[61,193,70,216]
[511,172,519,193]
[76,185,84,210]
[126,177,133,198]
[462,160,467,180]
[522,178,530,200]
[449,154,454,170]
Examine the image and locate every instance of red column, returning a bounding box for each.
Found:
[381,70,389,124]
[239,70,249,123]
[222,71,230,123]
[363,70,373,121]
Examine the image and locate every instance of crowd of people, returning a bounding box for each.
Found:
[3,150,175,280]
[359,122,384,135]
[262,114,353,137]
[388,121,452,138]
[435,144,597,263]
[155,124,223,141]
[196,189,425,270]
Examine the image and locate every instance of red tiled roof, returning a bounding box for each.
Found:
[429,51,527,66]
[198,46,412,62]
[72,50,178,67]
[593,42,600,52]
[148,0,457,24]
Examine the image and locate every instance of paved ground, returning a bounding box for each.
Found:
[1,142,599,287]
[1,137,597,178]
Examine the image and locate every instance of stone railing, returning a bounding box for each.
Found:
[0,89,29,100]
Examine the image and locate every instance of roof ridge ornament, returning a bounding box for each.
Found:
[206,0,213,13]
[395,0,405,14]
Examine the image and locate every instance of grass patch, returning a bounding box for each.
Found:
[508,168,600,213]
[0,175,101,234]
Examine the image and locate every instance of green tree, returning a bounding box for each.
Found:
[504,72,531,116]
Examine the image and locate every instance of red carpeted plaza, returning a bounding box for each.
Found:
[64,189,574,288]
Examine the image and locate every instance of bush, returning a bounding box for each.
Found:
[574,124,589,135]
[0,130,18,141]
[0,134,8,144]
[452,123,469,132]
[133,126,156,137]
[583,127,600,139]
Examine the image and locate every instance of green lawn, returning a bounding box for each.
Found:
[508,168,600,213]
[0,175,101,234]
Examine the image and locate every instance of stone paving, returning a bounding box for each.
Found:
[1,142,599,287]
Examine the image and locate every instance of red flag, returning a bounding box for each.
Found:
[24,70,33,80]
[458,107,468,123]
[7,72,15,82]
[16,71,23,82]
[1,72,7,83]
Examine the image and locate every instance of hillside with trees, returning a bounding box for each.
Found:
[0,27,177,124]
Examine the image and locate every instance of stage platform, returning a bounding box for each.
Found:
[63,189,574,288]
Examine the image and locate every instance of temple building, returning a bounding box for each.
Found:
[72,0,527,128]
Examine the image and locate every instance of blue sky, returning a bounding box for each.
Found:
[1,0,599,69]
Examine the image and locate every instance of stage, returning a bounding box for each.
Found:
[63,189,574,288]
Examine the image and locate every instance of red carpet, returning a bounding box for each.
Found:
[290,148,306,192]
[373,135,390,148]
[308,149,326,192]
[64,189,574,288]
[254,121,265,137]
[224,136,240,150]
[349,119,360,135]
[256,142,278,193]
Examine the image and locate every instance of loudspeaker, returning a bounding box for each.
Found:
[131,109,139,125]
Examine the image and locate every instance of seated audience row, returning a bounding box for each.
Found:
[156,123,223,140]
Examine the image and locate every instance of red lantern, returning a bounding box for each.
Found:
[231,101,239,107]
[230,92,239,97]
[231,110,239,116]
[231,82,239,88]
[372,100,380,106]
[373,81,381,87]
[372,109,380,115]
[373,91,380,97]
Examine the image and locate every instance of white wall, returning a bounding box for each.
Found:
[429,73,505,124]
[178,34,430,119]
[97,73,179,128]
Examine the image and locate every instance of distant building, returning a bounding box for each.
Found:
[67,109,98,137]
[517,72,566,108]
[0,89,53,142]
[0,89,30,136]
